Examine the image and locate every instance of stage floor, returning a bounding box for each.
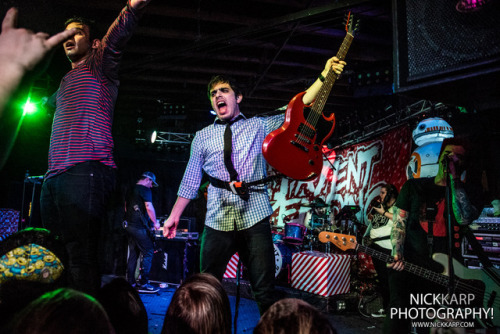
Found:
[139,279,385,334]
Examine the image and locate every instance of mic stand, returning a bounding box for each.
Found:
[443,160,456,295]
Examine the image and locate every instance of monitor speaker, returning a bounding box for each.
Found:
[392,0,500,108]
[150,238,199,284]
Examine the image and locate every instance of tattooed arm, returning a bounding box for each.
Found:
[450,178,478,225]
[388,206,408,271]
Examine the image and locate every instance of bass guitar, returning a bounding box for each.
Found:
[318,231,500,328]
[262,13,359,181]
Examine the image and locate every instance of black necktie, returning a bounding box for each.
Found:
[222,116,249,201]
[223,121,239,182]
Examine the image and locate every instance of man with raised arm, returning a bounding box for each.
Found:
[40,0,152,295]
[163,56,346,313]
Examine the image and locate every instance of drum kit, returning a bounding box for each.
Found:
[271,200,361,283]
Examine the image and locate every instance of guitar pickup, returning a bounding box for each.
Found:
[297,123,316,139]
[290,140,309,152]
[294,133,311,144]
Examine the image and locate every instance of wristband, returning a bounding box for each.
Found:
[318,74,326,82]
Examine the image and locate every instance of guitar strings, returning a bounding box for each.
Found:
[361,246,500,310]
[297,34,353,147]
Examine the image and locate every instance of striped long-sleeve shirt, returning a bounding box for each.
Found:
[45,1,141,179]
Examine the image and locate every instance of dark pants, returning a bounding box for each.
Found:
[125,224,154,285]
[384,243,447,334]
[40,161,115,295]
[200,217,276,314]
[371,243,391,310]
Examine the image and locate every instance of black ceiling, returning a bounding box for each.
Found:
[3,0,400,140]
[4,0,498,151]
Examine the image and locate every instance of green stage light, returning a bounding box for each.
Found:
[23,99,37,115]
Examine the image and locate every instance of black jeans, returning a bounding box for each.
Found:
[40,161,115,295]
[371,243,391,310]
[200,217,276,314]
[125,224,154,285]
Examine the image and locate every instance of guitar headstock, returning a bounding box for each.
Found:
[344,12,360,36]
[318,232,358,251]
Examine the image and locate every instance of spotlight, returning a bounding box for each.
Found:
[151,130,157,144]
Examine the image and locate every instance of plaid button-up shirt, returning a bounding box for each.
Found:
[178,112,284,231]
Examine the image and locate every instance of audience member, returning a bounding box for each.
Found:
[97,277,148,334]
[254,298,337,334]
[0,228,68,329]
[8,287,115,334]
[161,273,231,334]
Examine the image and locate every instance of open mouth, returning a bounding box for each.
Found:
[64,42,75,50]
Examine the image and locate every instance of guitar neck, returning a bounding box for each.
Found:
[356,243,451,288]
[310,32,354,120]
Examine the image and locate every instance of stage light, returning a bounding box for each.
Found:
[22,99,37,115]
[151,130,157,144]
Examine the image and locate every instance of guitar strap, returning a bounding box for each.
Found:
[133,205,155,243]
[427,219,434,256]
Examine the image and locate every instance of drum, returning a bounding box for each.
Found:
[283,223,306,245]
[273,243,299,278]
[271,229,284,243]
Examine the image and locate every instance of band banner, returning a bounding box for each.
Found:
[268,125,412,227]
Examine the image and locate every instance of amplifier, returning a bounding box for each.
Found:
[462,232,500,266]
[150,238,200,284]
[470,217,500,233]
[154,231,199,240]
[157,216,197,232]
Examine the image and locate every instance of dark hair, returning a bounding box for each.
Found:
[381,183,398,210]
[64,16,101,42]
[207,75,242,100]
[161,273,231,334]
[98,278,148,334]
[9,288,114,334]
[438,136,470,161]
[254,298,337,334]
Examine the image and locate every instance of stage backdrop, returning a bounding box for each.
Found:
[268,125,412,227]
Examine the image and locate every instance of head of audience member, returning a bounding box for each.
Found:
[161,273,231,334]
[380,183,398,210]
[0,228,68,328]
[254,298,337,334]
[97,277,148,334]
[63,16,101,64]
[9,287,115,334]
[207,75,243,122]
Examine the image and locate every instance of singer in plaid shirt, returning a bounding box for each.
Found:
[164,57,346,314]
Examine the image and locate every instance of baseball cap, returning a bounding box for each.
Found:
[142,171,158,187]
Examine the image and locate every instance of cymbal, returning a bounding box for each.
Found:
[301,202,329,208]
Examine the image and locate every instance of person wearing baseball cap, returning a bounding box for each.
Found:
[123,172,160,293]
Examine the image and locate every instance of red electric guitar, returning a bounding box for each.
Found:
[262,13,359,181]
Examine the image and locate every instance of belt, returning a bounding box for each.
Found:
[207,174,281,197]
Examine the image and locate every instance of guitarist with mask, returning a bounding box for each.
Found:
[124,171,160,293]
